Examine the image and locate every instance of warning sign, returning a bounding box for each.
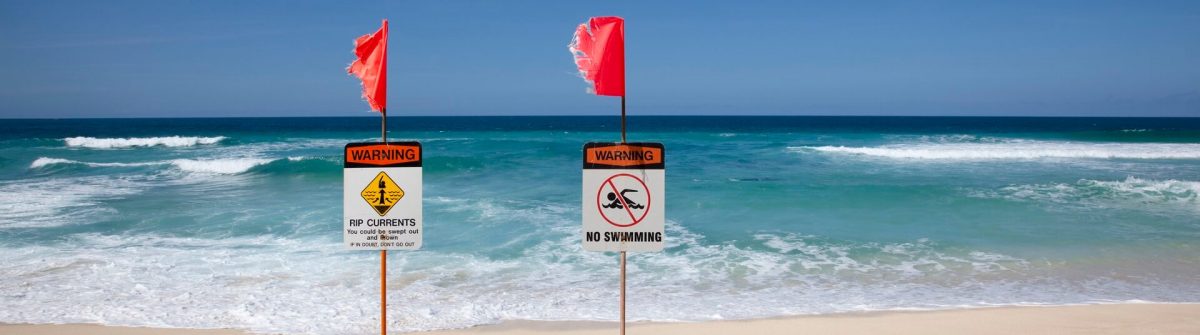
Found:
[582,142,665,252]
[344,142,422,250]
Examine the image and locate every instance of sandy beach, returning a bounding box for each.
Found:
[3,303,1198,335]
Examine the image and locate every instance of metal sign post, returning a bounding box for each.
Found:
[582,100,665,334]
[344,125,423,335]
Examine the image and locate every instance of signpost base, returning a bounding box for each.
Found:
[620,251,626,335]
[382,250,387,335]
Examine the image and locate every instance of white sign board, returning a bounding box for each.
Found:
[344,142,422,250]
[582,142,665,252]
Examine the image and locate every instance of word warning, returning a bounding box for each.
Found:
[344,142,422,250]
[582,142,665,252]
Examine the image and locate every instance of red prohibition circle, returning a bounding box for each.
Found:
[596,173,651,227]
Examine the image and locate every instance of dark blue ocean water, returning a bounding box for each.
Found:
[1,116,1199,334]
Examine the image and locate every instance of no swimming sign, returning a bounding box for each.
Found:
[582,142,665,252]
[344,142,423,250]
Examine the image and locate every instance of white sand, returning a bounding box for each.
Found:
[4,303,1198,335]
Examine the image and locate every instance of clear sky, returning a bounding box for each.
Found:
[1,0,1197,118]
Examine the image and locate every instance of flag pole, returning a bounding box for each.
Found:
[381,107,387,335]
[619,95,627,335]
[620,96,627,144]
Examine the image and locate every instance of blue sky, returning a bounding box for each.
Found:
[1,0,1197,118]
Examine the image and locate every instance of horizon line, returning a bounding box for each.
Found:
[3,114,1198,120]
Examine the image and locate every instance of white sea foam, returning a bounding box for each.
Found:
[976,177,1200,208]
[63,136,226,149]
[793,141,1200,160]
[168,158,274,174]
[1086,178,1200,199]
[30,157,282,175]
[0,176,146,228]
[28,157,76,168]
[29,157,158,169]
[1,196,1196,334]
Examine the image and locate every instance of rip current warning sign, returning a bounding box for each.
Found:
[344,142,422,250]
[582,142,665,252]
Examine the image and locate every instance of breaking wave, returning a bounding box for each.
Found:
[63,136,226,149]
[30,157,157,169]
[169,158,275,174]
[793,141,1200,160]
[29,156,334,175]
[0,176,146,228]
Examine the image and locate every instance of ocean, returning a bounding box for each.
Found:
[1,116,1198,334]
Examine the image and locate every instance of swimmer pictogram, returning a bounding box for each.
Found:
[602,189,645,209]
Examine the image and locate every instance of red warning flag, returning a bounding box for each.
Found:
[347,19,388,112]
[569,16,625,97]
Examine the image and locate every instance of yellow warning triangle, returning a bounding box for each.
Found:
[360,171,404,216]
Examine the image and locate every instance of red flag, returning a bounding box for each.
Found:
[348,19,388,112]
[569,16,625,97]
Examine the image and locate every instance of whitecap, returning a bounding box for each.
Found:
[30,157,161,169]
[169,158,275,174]
[30,157,278,175]
[63,136,226,149]
[792,141,1200,160]
[29,157,77,168]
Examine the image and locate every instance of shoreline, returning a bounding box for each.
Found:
[3,303,1199,334]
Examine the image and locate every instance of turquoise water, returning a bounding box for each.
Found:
[1,116,1199,334]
